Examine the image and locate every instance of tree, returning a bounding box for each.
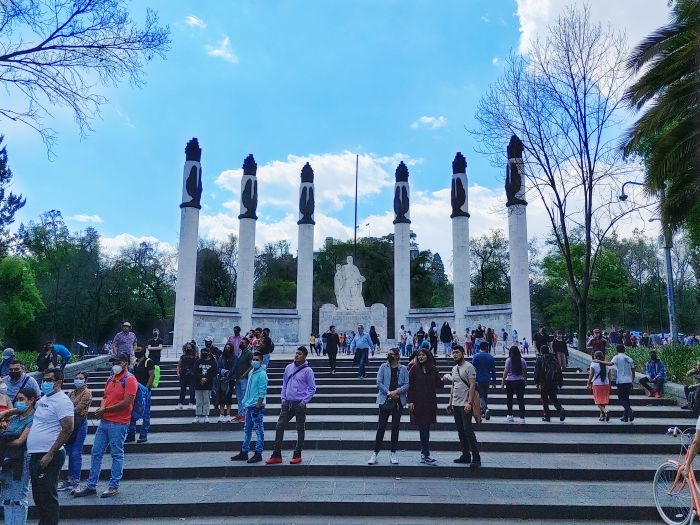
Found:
[473,6,646,351]
[0,0,171,149]
[470,229,510,305]
[622,0,700,232]
[0,136,25,255]
[0,256,44,344]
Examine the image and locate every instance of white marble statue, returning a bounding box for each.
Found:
[334,256,366,310]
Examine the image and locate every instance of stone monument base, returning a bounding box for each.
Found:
[319,303,388,342]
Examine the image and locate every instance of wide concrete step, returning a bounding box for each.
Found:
[53,519,662,525]
[33,477,659,521]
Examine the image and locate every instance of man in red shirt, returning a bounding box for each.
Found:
[74,352,137,498]
[588,329,609,357]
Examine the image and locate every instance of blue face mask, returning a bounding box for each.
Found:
[74,379,85,389]
[41,381,54,395]
[15,401,27,412]
[251,360,261,369]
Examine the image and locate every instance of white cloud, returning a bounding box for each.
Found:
[185,15,206,29]
[514,0,672,55]
[410,115,447,129]
[491,56,500,65]
[69,214,103,224]
[100,233,174,256]
[481,14,490,23]
[206,36,239,64]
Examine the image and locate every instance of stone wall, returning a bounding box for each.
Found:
[193,305,300,346]
[405,304,512,339]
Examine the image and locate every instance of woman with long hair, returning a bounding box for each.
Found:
[588,350,611,421]
[408,349,444,464]
[216,343,236,422]
[369,326,381,356]
[502,345,527,423]
[176,342,197,409]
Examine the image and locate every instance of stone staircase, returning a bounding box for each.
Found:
[30,355,695,523]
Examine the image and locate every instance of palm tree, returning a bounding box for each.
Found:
[623,0,700,231]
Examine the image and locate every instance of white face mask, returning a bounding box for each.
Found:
[112,365,123,375]
[0,382,7,394]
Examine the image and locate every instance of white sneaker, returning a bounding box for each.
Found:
[506,415,514,422]
[517,417,526,424]
[224,415,232,422]
[367,452,378,465]
[177,403,183,410]
[390,453,399,465]
[191,417,199,423]
[188,403,194,409]
[204,416,210,423]
[217,415,223,423]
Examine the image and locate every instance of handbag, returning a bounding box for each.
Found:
[456,367,482,424]
[380,396,396,412]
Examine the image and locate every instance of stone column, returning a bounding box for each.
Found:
[393,161,411,339]
[451,152,470,339]
[236,154,258,331]
[505,135,532,342]
[173,138,203,351]
[296,162,315,343]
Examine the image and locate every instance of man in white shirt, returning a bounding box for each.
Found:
[606,344,636,422]
[27,368,74,525]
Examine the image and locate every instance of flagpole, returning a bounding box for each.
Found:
[353,154,358,262]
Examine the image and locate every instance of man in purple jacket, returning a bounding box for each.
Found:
[266,346,316,465]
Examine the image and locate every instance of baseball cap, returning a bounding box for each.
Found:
[2,348,15,359]
[109,352,131,363]
[122,321,132,327]
[204,336,214,342]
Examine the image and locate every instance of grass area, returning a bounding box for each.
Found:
[605,344,700,384]
[11,351,74,373]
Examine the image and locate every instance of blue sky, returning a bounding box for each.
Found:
[5,0,670,260]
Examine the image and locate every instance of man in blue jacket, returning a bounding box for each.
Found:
[45,342,73,371]
[350,325,374,379]
[230,351,269,463]
[471,341,496,420]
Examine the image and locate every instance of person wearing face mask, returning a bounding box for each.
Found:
[3,361,40,403]
[27,368,74,523]
[407,349,444,464]
[147,329,164,365]
[73,353,136,499]
[126,347,154,442]
[368,347,408,466]
[0,348,16,377]
[177,344,197,410]
[230,351,269,463]
[233,339,254,423]
[59,372,92,493]
[193,346,218,424]
[203,336,221,360]
[0,388,37,525]
[216,344,236,422]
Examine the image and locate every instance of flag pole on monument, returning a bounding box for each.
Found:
[353,153,358,263]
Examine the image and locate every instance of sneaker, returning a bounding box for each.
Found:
[265,455,283,465]
[217,415,224,423]
[620,416,629,422]
[247,452,263,463]
[542,416,551,422]
[177,403,183,410]
[505,415,514,422]
[125,433,136,443]
[73,487,97,498]
[422,456,437,464]
[646,391,654,398]
[367,452,378,465]
[559,407,567,422]
[224,415,232,422]
[390,452,399,465]
[290,454,303,464]
[605,412,610,422]
[58,480,74,492]
[655,392,663,398]
[484,409,490,421]
[453,455,470,464]
[629,409,635,422]
[230,451,249,462]
[517,417,526,424]
[469,459,482,469]
[191,417,199,424]
[100,487,119,498]
[204,416,210,423]
[137,436,148,443]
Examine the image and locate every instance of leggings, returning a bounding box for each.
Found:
[374,403,404,453]
[506,379,526,418]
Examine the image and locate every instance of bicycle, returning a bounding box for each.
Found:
[654,426,698,524]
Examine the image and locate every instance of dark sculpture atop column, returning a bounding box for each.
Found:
[450,152,469,218]
[298,162,315,225]
[181,138,202,209]
[505,135,527,207]
[239,154,258,220]
[393,161,410,224]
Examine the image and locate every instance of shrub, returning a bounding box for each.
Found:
[605,344,700,384]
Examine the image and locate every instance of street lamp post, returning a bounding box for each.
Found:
[619,182,678,343]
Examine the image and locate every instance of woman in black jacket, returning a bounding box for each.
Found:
[408,349,444,464]
[439,322,453,356]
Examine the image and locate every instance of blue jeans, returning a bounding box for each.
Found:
[2,454,30,525]
[236,378,248,417]
[128,389,151,437]
[65,417,88,481]
[355,348,369,377]
[179,376,195,404]
[419,425,431,457]
[87,420,128,489]
[241,406,265,453]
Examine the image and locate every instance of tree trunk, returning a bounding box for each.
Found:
[577,299,588,354]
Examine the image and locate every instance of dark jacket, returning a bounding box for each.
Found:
[324,332,340,353]
[193,358,218,390]
[439,324,452,343]
[408,362,444,426]
[534,354,563,388]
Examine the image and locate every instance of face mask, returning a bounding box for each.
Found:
[112,365,123,375]
[74,379,85,389]
[41,381,54,395]
[387,354,396,362]
[9,372,20,380]
[15,401,27,412]
[0,382,7,394]
[252,360,261,369]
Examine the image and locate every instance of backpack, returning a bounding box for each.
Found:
[106,373,147,420]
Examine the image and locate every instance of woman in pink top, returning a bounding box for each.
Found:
[501,345,528,423]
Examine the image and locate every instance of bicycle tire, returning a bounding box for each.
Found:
[654,461,694,525]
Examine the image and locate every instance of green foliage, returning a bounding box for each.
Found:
[470,229,510,305]
[606,344,700,384]
[0,136,25,255]
[0,257,44,343]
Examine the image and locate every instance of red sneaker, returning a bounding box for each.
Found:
[646,391,654,397]
[265,456,283,465]
[655,391,663,398]
[289,456,302,464]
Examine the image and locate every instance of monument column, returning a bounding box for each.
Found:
[296,163,315,343]
[236,154,258,331]
[450,152,470,340]
[505,135,532,342]
[393,161,411,339]
[173,138,203,351]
